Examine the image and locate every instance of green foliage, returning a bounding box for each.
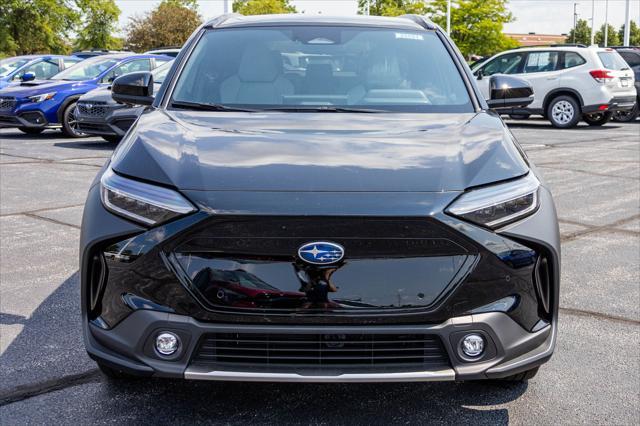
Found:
[594,24,620,47]
[567,19,591,45]
[232,0,296,15]
[359,0,515,58]
[0,0,80,55]
[74,0,121,50]
[357,0,428,16]
[618,21,640,46]
[125,1,202,52]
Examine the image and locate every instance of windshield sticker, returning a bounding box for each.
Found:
[395,33,423,40]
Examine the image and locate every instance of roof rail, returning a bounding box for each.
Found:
[513,43,586,49]
[398,14,437,30]
[205,13,243,28]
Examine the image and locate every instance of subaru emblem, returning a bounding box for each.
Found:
[298,241,344,265]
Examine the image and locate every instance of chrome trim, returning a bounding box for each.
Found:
[184,365,456,383]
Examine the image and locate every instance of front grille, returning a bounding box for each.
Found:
[77,102,111,117]
[0,114,20,124]
[191,332,450,369]
[0,97,16,112]
[78,122,111,132]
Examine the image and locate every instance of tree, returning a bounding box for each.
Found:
[567,18,591,45]
[594,23,620,47]
[618,21,640,46]
[125,0,202,52]
[357,0,428,16]
[74,0,122,50]
[0,0,79,56]
[232,0,296,15]
[427,0,517,58]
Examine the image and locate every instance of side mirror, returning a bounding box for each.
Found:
[111,71,154,106]
[475,69,483,80]
[21,72,36,82]
[486,75,534,109]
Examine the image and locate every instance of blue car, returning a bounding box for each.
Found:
[0,54,170,136]
[0,55,84,89]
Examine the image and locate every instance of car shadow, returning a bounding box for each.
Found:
[0,129,67,140]
[505,120,624,131]
[53,140,118,151]
[1,271,526,424]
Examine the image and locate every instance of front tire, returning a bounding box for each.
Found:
[101,135,122,143]
[18,127,44,135]
[583,111,612,126]
[61,101,87,138]
[612,103,639,122]
[509,114,530,120]
[547,95,580,128]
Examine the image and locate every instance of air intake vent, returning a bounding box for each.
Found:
[534,256,551,315]
[89,253,108,314]
[192,332,450,369]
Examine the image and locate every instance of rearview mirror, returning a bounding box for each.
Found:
[486,75,534,109]
[20,72,35,82]
[111,71,154,106]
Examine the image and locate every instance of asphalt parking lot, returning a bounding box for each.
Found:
[1,119,638,425]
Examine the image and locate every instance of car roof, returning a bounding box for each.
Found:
[207,13,429,31]
[96,53,170,60]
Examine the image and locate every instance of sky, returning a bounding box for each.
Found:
[115,0,640,36]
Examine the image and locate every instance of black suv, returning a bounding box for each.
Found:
[612,47,640,121]
[81,14,559,384]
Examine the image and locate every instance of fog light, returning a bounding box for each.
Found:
[155,332,180,356]
[461,334,485,358]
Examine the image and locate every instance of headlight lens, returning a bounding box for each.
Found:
[28,92,56,103]
[446,173,539,229]
[100,168,196,226]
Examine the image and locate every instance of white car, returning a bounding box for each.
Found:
[472,46,637,128]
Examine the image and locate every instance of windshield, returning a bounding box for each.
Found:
[152,60,174,84]
[598,51,629,70]
[171,26,472,112]
[51,56,118,81]
[0,57,30,77]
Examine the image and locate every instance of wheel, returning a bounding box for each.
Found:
[497,366,539,382]
[547,95,580,128]
[509,114,530,120]
[97,361,137,380]
[101,135,122,143]
[61,101,87,138]
[18,127,44,135]
[583,111,612,126]
[613,103,639,122]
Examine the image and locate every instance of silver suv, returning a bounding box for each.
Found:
[472,46,636,128]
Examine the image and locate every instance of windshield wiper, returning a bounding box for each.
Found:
[171,101,261,112]
[264,106,385,113]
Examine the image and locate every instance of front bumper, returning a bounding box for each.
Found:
[86,309,554,382]
[76,106,141,138]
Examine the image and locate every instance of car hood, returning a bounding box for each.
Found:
[78,86,115,104]
[0,79,94,98]
[111,110,529,193]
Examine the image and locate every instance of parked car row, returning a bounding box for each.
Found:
[472,45,638,127]
[0,53,173,137]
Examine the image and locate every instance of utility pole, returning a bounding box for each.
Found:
[573,3,578,44]
[604,0,608,47]
[447,0,451,34]
[623,0,631,46]
[590,0,595,46]
[223,0,229,14]
[365,0,370,16]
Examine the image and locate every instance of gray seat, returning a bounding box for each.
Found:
[220,45,293,104]
[301,63,334,94]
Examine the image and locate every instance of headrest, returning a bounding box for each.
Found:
[238,45,282,82]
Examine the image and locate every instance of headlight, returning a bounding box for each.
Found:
[100,168,196,226]
[446,173,539,229]
[28,92,56,103]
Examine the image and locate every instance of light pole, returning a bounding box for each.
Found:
[589,0,595,46]
[604,0,608,46]
[447,0,451,34]
[573,2,578,44]
[623,0,631,46]
[223,0,229,14]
